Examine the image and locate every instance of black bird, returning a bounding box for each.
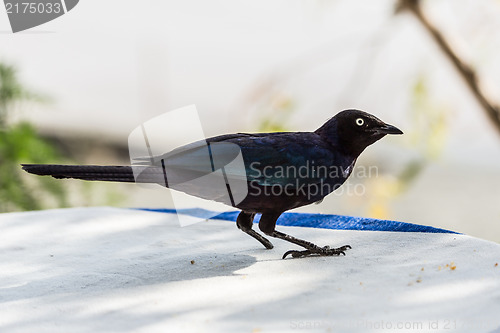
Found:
[22,109,403,259]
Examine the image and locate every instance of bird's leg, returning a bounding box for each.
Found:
[236,211,273,249]
[272,230,351,259]
[259,213,350,258]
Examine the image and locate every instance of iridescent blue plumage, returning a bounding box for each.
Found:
[21,109,403,258]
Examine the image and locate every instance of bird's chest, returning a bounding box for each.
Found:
[322,156,356,185]
[341,159,356,179]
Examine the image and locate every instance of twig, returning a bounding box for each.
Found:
[396,0,500,135]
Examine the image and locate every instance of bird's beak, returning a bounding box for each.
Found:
[373,123,404,135]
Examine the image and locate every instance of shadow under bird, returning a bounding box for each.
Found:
[22,109,403,259]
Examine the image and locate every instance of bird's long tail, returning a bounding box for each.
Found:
[21,164,165,184]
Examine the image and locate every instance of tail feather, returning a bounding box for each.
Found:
[22,163,248,206]
[21,164,164,184]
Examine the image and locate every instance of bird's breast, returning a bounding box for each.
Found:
[341,159,357,179]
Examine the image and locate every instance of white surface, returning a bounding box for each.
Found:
[1,207,500,333]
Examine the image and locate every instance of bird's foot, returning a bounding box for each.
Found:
[282,245,351,259]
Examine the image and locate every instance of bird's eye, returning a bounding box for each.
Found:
[355,118,364,126]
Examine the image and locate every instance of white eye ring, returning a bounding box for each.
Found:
[356,118,364,126]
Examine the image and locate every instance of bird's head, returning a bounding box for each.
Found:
[315,109,403,157]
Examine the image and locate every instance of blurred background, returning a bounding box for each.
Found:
[1,0,500,242]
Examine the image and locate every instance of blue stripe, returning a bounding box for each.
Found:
[137,208,457,234]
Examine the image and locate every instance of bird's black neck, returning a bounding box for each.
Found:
[315,118,364,158]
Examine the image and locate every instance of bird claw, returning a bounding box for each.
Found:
[282,245,351,259]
